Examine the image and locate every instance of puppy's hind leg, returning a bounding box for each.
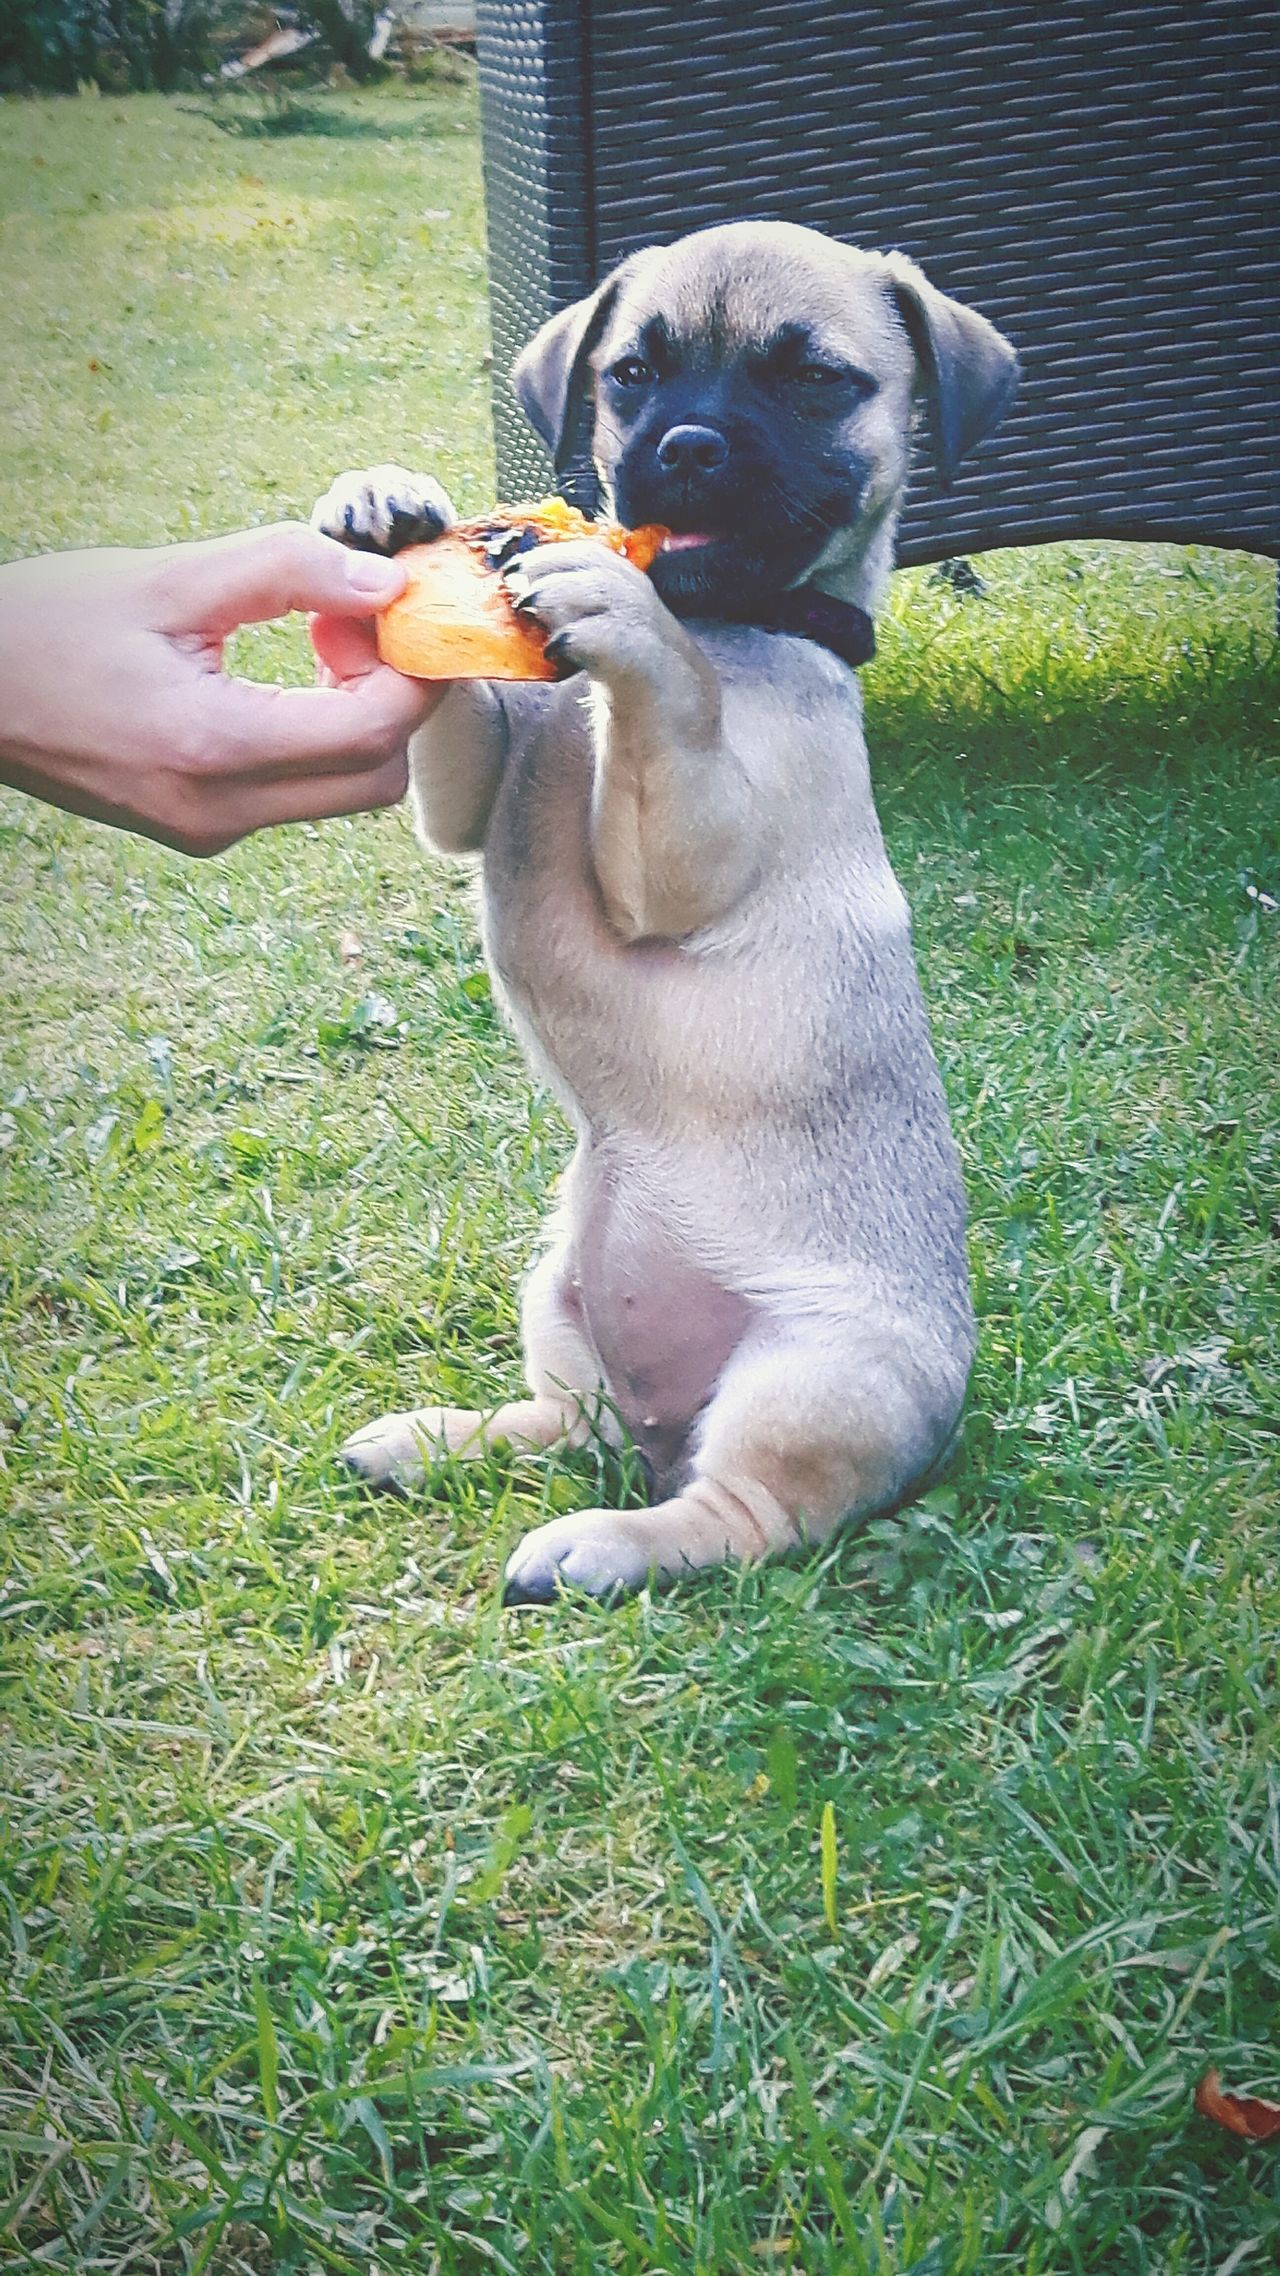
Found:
[340,1249,617,1490]
[502,1322,968,1602]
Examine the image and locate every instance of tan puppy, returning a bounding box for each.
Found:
[312,221,1018,1601]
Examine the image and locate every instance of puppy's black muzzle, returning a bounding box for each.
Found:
[614,418,749,536]
[617,450,847,620]
[606,375,867,619]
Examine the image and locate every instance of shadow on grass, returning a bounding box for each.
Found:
[868,634,1280,805]
[186,94,456,140]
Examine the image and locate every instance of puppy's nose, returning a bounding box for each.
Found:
[656,422,729,475]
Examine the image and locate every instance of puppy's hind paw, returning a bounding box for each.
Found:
[339,1405,495,1491]
[338,1409,444,1492]
[339,1414,429,1493]
[311,464,457,556]
[502,1510,655,1607]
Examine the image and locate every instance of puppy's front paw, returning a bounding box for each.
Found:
[502,1509,656,1605]
[311,464,457,555]
[504,540,675,685]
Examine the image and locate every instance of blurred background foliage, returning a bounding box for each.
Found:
[0,0,454,93]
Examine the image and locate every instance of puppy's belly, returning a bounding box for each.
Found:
[571,1159,752,1482]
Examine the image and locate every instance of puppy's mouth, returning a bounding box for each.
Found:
[647,514,832,617]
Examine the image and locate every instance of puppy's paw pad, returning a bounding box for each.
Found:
[502,1513,647,1606]
[311,465,457,555]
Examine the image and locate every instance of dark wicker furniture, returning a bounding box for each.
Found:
[474,0,1279,569]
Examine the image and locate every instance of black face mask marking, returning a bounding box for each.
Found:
[597,329,877,618]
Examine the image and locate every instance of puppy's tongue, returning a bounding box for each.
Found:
[661,531,719,552]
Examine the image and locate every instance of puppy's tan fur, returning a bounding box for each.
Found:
[313,222,1018,1600]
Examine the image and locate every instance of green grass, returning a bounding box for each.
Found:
[1,88,1278,2276]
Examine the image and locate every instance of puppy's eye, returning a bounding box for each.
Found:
[793,362,879,402]
[609,355,655,388]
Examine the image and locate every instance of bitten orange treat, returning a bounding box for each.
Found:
[374,498,668,682]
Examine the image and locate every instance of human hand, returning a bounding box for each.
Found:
[0,523,444,856]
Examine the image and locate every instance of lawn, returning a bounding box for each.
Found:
[1,82,1278,2276]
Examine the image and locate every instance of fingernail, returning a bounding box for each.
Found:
[344,551,404,594]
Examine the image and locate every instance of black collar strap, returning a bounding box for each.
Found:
[752,588,876,670]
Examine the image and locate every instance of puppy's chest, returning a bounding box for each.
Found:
[480,698,758,1113]
[477,697,891,1145]
[481,696,637,1029]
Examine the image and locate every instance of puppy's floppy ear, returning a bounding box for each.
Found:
[512,254,646,470]
[884,253,1020,483]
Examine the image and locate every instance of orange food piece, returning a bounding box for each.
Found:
[375,498,668,682]
[377,534,560,683]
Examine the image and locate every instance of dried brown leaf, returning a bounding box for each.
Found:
[1194,2070,1280,2141]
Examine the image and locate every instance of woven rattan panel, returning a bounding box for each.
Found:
[476,0,589,506]
[478,0,1279,564]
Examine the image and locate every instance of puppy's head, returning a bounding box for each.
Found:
[514,221,1018,617]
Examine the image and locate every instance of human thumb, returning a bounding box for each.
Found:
[144,522,407,639]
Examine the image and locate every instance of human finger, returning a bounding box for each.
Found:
[246,748,409,831]
[166,750,411,857]
[207,665,442,778]
[309,609,387,683]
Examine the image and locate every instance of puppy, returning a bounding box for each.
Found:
[312,220,1018,1602]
